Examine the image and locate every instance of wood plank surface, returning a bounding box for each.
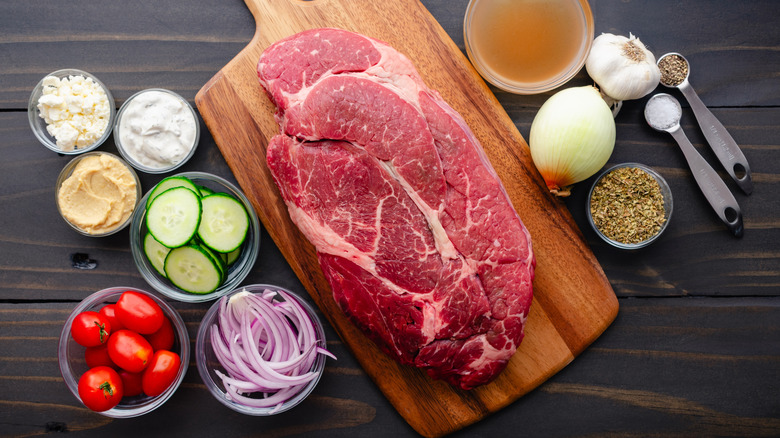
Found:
[1,297,778,437]
[194,1,617,436]
[0,0,778,437]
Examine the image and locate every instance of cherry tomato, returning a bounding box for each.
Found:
[71,311,111,347]
[84,344,116,369]
[107,329,154,373]
[115,291,164,334]
[142,350,181,397]
[77,366,123,412]
[99,304,125,332]
[118,370,144,397]
[144,316,175,352]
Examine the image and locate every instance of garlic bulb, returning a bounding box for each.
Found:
[586,33,661,114]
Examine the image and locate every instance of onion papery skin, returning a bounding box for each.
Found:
[529,86,616,196]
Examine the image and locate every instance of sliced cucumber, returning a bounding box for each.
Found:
[196,185,214,197]
[164,245,222,294]
[197,193,249,253]
[141,177,252,296]
[225,247,241,266]
[198,243,227,285]
[146,186,202,248]
[146,176,199,209]
[144,232,170,277]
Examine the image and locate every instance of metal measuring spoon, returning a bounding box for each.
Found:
[645,93,743,237]
[657,52,753,195]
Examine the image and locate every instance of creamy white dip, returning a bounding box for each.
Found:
[117,90,197,169]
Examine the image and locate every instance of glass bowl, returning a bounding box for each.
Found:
[587,163,673,250]
[28,68,116,154]
[464,0,594,94]
[55,151,142,237]
[195,284,328,415]
[129,172,260,303]
[58,287,189,418]
[114,88,200,174]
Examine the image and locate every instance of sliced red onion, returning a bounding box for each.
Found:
[210,289,335,411]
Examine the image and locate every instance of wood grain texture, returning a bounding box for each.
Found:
[1,298,777,437]
[195,1,617,436]
[0,0,778,436]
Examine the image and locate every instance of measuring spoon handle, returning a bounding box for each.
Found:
[678,82,753,195]
[669,127,744,237]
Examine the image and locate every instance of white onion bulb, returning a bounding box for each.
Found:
[529,86,616,196]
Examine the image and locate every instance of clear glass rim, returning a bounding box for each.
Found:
[195,284,327,416]
[586,162,674,250]
[114,88,200,174]
[28,68,116,154]
[129,172,261,303]
[57,286,190,418]
[463,0,595,94]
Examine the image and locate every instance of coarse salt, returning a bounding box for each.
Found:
[645,94,681,130]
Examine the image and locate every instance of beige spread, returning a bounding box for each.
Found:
[58,154,137,234]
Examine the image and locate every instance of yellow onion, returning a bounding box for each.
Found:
[529,86,616,196]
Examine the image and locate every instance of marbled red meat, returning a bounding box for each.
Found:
[258,28,535,389]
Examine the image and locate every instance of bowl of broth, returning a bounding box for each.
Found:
[464,0,594,94]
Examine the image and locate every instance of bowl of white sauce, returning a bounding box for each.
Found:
[114,88,200,174]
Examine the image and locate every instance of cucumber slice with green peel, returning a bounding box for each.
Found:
[196,185,215,197]
[225,247,241,266]
[197,193,249,253]
[143,232,170,277]
[146,187,202,248]
[146,176,199,209]
[199,243,227,284]
[164,245,222,294]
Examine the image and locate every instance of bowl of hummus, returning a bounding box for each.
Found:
[56,152,141,236]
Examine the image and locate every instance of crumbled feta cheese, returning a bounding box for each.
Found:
[37,74,111,151]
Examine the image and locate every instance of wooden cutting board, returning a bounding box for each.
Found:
[195,0,618,436]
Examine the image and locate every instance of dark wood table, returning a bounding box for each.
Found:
[2,0,778,436]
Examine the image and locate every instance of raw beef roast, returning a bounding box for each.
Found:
[257,28,535,389]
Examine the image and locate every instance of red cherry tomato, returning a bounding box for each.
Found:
[142,350,181,397]
[71,311,111,347]
[115,291,164,334]
[107,329,153,373]
[99,304,125,332]
[144,316,175,352]
[118,370,144,397]
[77,366,123,412]
[84,344,116,369]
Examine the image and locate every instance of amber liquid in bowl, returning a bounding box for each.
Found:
[466,0,593,93]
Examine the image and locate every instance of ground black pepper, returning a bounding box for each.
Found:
[658,54,689,87]
[590,167,667,244]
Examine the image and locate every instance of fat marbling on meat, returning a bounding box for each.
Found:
[258,28,535,389]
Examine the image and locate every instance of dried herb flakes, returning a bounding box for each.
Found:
[590,167,667,244]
